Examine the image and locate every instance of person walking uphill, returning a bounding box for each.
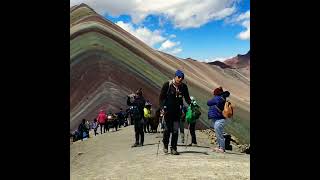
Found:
[127,88,146,147]
[207,87,230,153]
[97,110,106,134]
[159,70,191,155]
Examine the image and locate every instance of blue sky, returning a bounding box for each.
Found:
[71,0,250,62]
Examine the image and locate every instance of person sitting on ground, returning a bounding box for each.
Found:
[78,119,89,141]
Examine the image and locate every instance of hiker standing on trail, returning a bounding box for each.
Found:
[143,101,152,133]
[127,88,146,147]
[92,118,99,136]
[159,70,191,155]
[207,87,230,153]
[186,96,201,146]
[97,110,106,134]
[117,108,125,128]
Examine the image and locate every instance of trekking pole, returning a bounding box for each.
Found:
[156,140,160,156]
[185,124,190,149]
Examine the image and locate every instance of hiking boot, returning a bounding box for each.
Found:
[163,148,168,154]
[170,148,180,155]
[131,143,139,147]
[188,143,198,146]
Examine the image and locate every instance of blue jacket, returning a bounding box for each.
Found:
[207,91,230,120]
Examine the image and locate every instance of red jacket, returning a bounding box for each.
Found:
[97,111,106,124]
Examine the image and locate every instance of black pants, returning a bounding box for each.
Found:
[94,129,98,136]
[163,114,180,150]
[100,123,105,134]
[134,119,144,145]
[113,120,118,131]
[189,122,197,144]
[144,118,150,133]
[105,121,109,132]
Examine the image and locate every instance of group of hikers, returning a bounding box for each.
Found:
[72,108,129,141]
[128,69,233,155]
[72,69,233,155]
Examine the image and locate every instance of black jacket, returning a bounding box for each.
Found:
[127,95,146,119]
[159,81,191,113]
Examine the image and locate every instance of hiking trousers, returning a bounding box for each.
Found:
[144,118,150,133]
[99,123,105,134]
[163,114,180,150]
[134,119,144,145]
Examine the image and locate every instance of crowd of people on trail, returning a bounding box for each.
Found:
[71,107,130,142]
[71,69,234,155]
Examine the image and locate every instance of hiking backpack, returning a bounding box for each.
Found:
[186,104,201,123]
[222,101,233,118]
[192,104,201,120]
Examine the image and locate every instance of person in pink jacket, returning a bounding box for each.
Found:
[97,110,106,134]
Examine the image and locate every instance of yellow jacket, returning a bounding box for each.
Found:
[144,108,151,118]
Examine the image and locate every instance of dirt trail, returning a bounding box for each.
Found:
[71,125,249,180]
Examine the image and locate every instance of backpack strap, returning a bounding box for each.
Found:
[214,105,222,112]
[214,96,226,112]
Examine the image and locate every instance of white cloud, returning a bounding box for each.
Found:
[115,21,182,54]
[169,48,183,54]
[159,40,180,51]
[237,20,250,40]
[197,56,233,63]
[70,0,238,29]
[226,10,250,40]
[116,21,166,47]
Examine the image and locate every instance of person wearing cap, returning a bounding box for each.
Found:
[207,87,230,153]
[159,70,191,155]
[127,88,146,147]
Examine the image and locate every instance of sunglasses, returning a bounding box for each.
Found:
[177,76,184,79]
